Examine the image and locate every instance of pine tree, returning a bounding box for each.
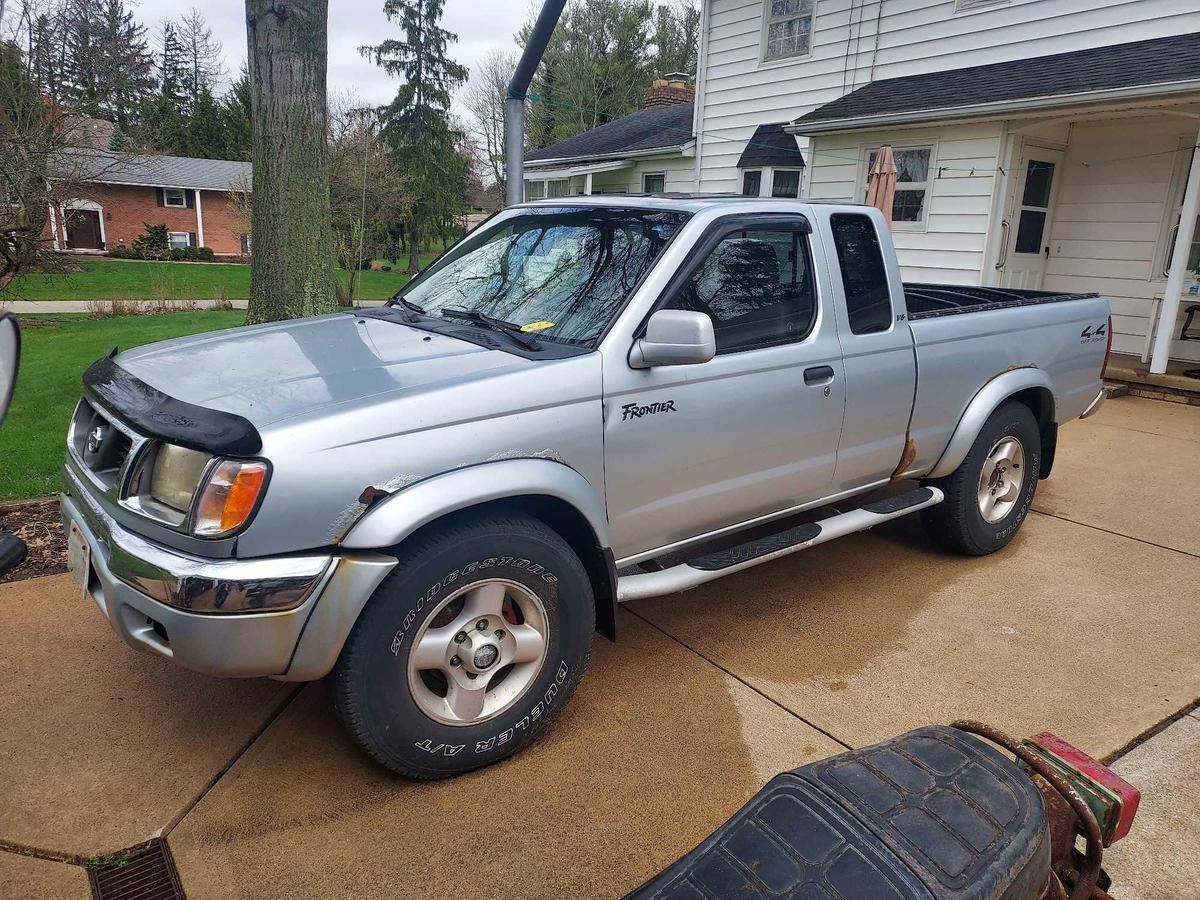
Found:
[361,0,469,273]
[61,0,155,128]
[158,22,188,107]
[219,71,252,159]
[177,8,225,102]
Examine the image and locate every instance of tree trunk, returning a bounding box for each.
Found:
[407,232,420,275]
[245,0,334,324]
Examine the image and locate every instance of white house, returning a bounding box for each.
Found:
[689,0,1200,370]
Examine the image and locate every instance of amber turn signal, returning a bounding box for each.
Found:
[192,459,269,537]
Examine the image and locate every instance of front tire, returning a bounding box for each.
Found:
[922,400,1041,556]
[331,511,594,778]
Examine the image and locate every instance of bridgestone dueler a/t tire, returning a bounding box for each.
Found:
[921,400,1041,556]
[331,511,594,779]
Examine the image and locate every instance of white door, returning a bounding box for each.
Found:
[1001,146,1064,290]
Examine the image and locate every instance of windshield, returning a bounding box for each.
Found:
[397,207,690,344]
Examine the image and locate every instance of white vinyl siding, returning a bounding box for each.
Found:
[1041,117,1200,363]
[695,0,1199,192]
[808,122,1002,283]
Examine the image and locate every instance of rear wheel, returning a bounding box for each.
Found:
[331,511,593,778]
[922,400,1041,556]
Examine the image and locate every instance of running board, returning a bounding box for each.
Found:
[616,486,944,602]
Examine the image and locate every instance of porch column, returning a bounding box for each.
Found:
[584,172,593,196]
[1150,126,1200,374]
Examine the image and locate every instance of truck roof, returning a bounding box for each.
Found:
[516,195,874,214]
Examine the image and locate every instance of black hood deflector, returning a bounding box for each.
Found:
[83,356,263,456]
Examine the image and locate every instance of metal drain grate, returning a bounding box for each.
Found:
[89,838,184,900]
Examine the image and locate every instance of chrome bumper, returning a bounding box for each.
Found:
[61,471,396,680]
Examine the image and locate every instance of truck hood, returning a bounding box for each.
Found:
[113,312,535,428]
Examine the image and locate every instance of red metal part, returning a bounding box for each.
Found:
[1030,733,1140,844]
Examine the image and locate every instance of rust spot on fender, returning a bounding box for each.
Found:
[890,434,917,482]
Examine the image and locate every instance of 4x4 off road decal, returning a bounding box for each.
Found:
[414,661,570,757]
[1081,322,1107,344]
[621,400,676,421]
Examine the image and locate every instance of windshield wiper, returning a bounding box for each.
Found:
[440,307,542,351]
[387,296,428,322]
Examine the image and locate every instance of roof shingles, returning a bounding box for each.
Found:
[793,32,1200,129]
[525,103,694,165]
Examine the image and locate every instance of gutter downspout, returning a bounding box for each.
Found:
[505,0,568,207]
[1150,125,1200,374]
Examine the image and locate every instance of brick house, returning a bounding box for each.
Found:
[50,151,252,257]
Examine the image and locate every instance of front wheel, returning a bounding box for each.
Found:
[921,400,1041,556]
[331,510,594,778]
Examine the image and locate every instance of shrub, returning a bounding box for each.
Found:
[132,223,170,260]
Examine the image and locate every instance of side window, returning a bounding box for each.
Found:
[668,227,816,354]
[830,213,892,335]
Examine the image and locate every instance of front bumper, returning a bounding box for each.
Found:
[61,471,396,679]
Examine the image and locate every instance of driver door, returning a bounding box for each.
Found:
[602,217,846,561]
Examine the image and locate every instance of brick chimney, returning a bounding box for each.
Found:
[643,74,695,109]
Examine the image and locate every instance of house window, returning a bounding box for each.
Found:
[240,233,252,255]
[643,172,666,193]
[163,187,187,208]
[771,169,801,198]
[525,180,546,200]
[545,178,570,198]
[1157,143,1200,278]
[864,145,932,227]
[168,232,192,250]
[763,0,815,62]
[741,170,763,196]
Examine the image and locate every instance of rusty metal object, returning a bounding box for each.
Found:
[889,434,917,481]
[951,720,1104,900]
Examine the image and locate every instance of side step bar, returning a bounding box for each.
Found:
[616,486,944,602]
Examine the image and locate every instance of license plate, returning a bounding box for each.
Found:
[66,521,91,600]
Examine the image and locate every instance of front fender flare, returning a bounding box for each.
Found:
[341,458,611,552]
[927,368,1054,479]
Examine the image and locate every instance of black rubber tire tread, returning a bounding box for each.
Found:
[330,510,593,779]
[921,400,1041,556]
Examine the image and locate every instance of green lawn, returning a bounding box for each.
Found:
[5,255,439,302]
[0,311,248,501]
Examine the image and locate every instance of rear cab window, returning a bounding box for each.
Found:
[830,213,893,335]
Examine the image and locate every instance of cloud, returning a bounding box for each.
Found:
[137,0,532,112]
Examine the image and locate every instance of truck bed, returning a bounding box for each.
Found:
[904,283,1099,320]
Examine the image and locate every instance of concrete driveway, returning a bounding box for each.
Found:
[2,395,1197,898]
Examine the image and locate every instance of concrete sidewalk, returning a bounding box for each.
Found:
[1,395,1197,898]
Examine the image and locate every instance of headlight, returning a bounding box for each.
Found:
[126,444,269,538]
[148,444,212,511]
[191,459,270,537]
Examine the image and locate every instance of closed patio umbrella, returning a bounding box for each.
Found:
[866,144,898,228]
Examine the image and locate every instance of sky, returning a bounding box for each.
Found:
[139,0,533,113]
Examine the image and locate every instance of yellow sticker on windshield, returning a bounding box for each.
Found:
[521,320,556,333]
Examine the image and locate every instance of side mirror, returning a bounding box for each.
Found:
[629,309,716,369]
[0,313,17,425]
[0,315,22,578]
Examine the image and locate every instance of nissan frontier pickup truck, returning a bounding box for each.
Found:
[62,197,1111,778]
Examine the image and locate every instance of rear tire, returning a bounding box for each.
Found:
[921,400,1041,556]
[331,511,593,778]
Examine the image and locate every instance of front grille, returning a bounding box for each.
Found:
[71,399,138,491]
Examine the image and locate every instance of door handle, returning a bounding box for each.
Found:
[804,365,835,385]
[995,220,1009,270]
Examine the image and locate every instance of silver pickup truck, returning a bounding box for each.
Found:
[61,197,1110,777]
